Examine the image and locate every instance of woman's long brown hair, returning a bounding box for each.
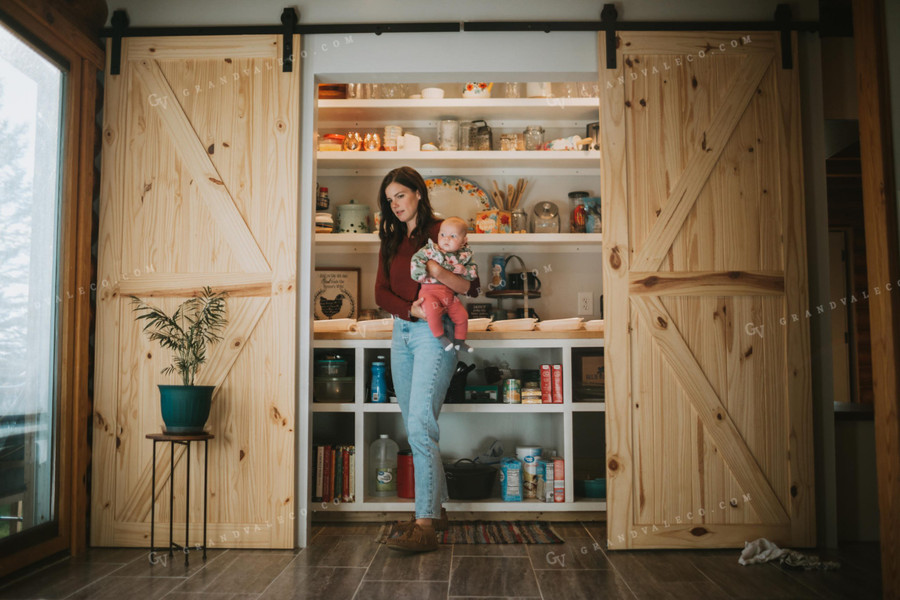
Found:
[378,166,437,277]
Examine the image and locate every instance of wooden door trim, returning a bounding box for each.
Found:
[631,55,772,272]
[629,271,785,296]
[132,58,271,273]
[117,273,274,297]
[599,32,635,548]
[631,295,790,524]
[853,0,900,594]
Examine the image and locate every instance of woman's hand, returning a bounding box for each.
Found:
[425,259,443,279]
[409,297,427,320]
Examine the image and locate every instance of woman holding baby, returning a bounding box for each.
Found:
[374,166,481,552]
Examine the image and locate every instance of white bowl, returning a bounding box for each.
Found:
[421,87,444,99]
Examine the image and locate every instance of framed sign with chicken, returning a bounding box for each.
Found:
[313,268,359,320]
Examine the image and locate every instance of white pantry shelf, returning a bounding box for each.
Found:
[317,97,600,123]
[315,232,602,254]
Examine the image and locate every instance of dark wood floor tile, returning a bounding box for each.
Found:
[364,545,452,581]
[110,548,228,578]
[354,580,448,600]
[450,544,527,557]
[448,557,539,597]
[172,551,296,594]
[835,542,882,579]
[65,575,184,600]
[72,548,148,565]
[689,553,819,598]
[777,562,882,600]
[604,549,708,595]
[536,569,635,600]
[311,522,384,536]
[581,522,608,545]
[0,561,121,599]
[292,534,379,568]
[449,597,537,600]
[256,565,365,600]
[526,537,611,570]
[164,593,259,600]
[546,522,591,538]
[632,580,731,600]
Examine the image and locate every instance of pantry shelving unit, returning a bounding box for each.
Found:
[311,86,605,517]
[312,332,606,513]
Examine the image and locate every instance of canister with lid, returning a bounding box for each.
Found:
[532,201,560,234]
[337,199,370,233]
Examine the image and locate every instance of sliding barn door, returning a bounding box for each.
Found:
[600,31,814,548]
[91,36,299,548]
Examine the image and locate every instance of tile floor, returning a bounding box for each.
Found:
[0,522,882,600]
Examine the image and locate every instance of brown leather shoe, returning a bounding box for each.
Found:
[385,522,438,552]
[395,508,449,531]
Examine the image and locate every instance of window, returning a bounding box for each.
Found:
[0,23,64,542]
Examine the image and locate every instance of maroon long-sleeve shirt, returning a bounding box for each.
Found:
[375,220,481,321]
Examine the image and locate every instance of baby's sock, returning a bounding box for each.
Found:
[439,335,455,351]
[454,339,474,353]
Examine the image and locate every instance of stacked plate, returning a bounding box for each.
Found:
[316,212,334,233]
[313,318,355,333]
[349,318,394,336]
[488,318,537,332]
[535,317,584,332]
[467,318,493,332]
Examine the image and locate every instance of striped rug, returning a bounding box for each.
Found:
[378,520,564,544]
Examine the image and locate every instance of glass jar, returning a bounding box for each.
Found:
[532,201,560,234]
[524,125,545,151]
[511,208,528,233]
[568,191,590,233]
[438,120,459,151]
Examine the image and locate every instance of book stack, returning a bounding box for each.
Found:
[313,444,355,503]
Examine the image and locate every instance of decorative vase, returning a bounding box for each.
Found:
[158,385,214,434]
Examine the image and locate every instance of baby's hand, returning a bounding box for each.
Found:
[453,263,467,275]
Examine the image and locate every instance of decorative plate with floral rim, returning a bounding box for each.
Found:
[425,176,491,225]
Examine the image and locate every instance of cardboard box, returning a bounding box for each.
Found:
[582,355,604,388]
[540,365,552,404]
[551,364,563,403]
[475,209,512,234]
[537,458,555,502]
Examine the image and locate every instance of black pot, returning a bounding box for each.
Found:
[444,458,497,500]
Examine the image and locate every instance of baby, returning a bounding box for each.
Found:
[410,217,478,352]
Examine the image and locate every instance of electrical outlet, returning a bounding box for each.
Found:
[577,292,593,316]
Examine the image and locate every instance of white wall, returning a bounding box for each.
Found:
[106,0,830,548]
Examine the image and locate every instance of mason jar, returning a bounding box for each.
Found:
[524,125,545,151]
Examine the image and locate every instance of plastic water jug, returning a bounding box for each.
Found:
[370,434,398,497]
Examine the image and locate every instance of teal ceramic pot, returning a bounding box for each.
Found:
[158,385,214,434]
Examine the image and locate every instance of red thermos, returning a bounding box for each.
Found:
[397,450,415,498]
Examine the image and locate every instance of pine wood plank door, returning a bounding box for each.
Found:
[600,31,814,549]
[91,36,299,548]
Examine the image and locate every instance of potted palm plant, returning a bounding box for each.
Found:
[130,287,228,434]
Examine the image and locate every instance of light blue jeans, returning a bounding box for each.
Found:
[391,316,456,519]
